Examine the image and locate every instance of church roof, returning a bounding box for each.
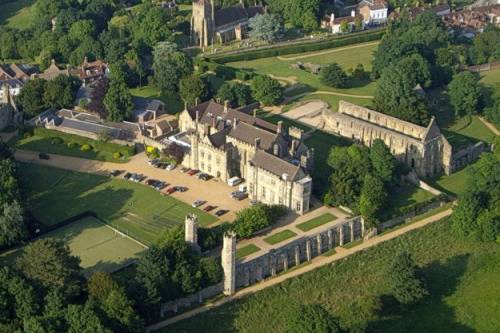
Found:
[214,4,263,27]
[228,121,277,150]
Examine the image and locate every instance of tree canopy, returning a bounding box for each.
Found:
[248,13,283,43]
[448,72,482,117]
[250,75,283,106]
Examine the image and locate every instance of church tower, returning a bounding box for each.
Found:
[191,0,215,47]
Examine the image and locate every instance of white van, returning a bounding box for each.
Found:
[228,176,242,186]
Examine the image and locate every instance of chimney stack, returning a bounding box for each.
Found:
[277,121,283,134]
[351,10,355,17]
[253,109,257,118]
[254,137,261,152]
[224,100,229,113]
[233,117,238,129]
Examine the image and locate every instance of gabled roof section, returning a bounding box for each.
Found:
[250,150,306,181]
[228,121,277,150]
[214,5,263,27]
[423,116,442,142]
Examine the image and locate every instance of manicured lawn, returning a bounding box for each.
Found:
[226,42,378,97]
[263,229,297,245]
[381,185,435,219]
[18,163,217,245]
[0,216,146,276]
[0,0,34,28]
[130,85,184,114]
[161,219,500,333]
[14,128,135,163]
[296,213,336,232]
[428,165,472,197]
[480,68,500,96]
[236,244,260,259]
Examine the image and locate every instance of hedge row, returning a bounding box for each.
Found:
[33,127,136,156]
[206,30,384,64]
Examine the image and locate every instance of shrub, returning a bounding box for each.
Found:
[320,63,348,88]
[80,144,92,151]
[113,152,122,159]
[50,137,64,145]
[235,70,254,81]
[146,146,156,154]
[214,65,235,80]
[67,142,79,149]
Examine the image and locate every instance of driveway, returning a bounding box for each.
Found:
[14,150,248,223]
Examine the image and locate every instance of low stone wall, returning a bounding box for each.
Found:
[449,141,488,173]
[377,199,446,232]
[159,283,223,317]
[403,171,442,196]
[234,216,364,288]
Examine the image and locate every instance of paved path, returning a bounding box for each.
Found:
[14,150,248,222]
[478,117,500,136]
[276,41,380,61]
[146,208,453,332]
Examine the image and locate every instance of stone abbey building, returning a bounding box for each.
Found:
[178,101,313,215]
[190,0,264,47]
[323,101,453,178]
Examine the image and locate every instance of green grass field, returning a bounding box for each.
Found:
[161,219,500,333]
[0,216,146,276]
[236,244,260,259]
[19,163,217,245]
[226,42,378,97]
[429,165,472,196]
[381,185,436,219]
[263,229,297,245]
[0,0,34,28]
[296,213,336,232]
[480,68,500,96]
[14,128,134,163]
[130,85,184,114]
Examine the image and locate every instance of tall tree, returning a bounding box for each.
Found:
[65,302,111,333]
[250,75,282,106]
[284,303,340,333]
[15,78,48,117]
[103,75,133,122]
[16,239,84,301]
[248,13,283,43]
[179,74,206,107]
[0,201,28,249]
[448,72,482,117]
[320,62,348,88]
[358,174,387,227]
[152,42,192,94]
[370,139,397,184]
[88,78,109,118]
[387,251,428,305]
[43,75,81,110]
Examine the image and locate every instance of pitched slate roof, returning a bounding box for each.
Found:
[214,4,263,27]
[250,150,306,181]
[187,100,277,132]
[228,121,278,150]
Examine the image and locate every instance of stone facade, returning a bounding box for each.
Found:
[185,214,200,253]
[323,101,453,178]
[0,84,22,131]
[222,232,236,296]
[190,0,263,47]
[178,101,313,215]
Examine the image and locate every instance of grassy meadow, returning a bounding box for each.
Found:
[19,163,217,245]
[0,0,34,28]
[160,219,500,333]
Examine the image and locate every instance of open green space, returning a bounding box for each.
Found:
[161,219,500,333]
[382,185,435,219]
[429,88,496,148]
[14,128,135,163]
[236,244,260,259]
[0,0,34,28]
[480,68,500,96]
[296,213,336,232]
[0,216,146,276]
[226,42,378,97]
[261,114,311,132]
[429,165,472,197]
[18,163,217,245]
[130,85,184,114]
[263,229,297,245]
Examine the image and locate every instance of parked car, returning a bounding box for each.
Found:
[215,209,229,217]
[165,187,177,195]
[146,179,159,186]
[123,172,132,180]
[130,173,145,182]
[166,163,176,171]
[180,167,190,173]
[187,169,199,176]
[197,173,211,181]
[148,158,160,166]
[203,205,216,212]
[38,153,50,160]
[175,186,188,192]
[192,199,206,208]
[110,170,123,177]
[227,176,242,186]
[233,192,248,201]
[154,181,167,190]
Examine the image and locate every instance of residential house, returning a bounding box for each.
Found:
[322,11,365,34]
[0,63,38,82]
[358,0,389,25]
[0,79,23,98]
[69,57,109,86]
[31,59,70,81]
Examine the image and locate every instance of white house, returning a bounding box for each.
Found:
[358,0,388,25]
[322,11,365,34]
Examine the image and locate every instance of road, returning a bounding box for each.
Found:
[146,208,453,332]
[14,150,248,222]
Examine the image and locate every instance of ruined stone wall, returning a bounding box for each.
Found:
[234,216,364,288]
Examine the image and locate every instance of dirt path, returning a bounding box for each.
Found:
[478,117,500,136]
[276,41,380,61]
[146,208,453,332]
